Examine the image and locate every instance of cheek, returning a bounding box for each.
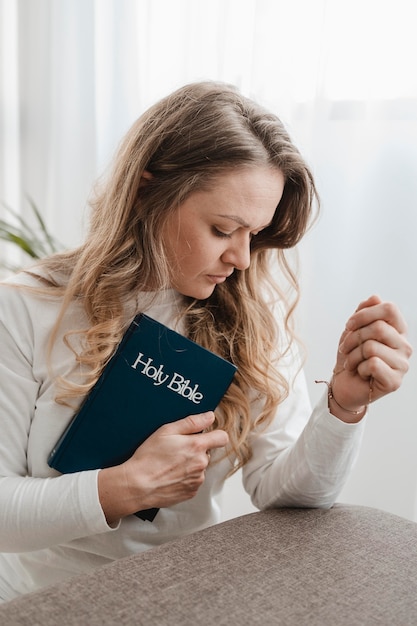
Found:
[179,240,223,278]
[162,219,192,262]
[175,227,210,261]
[163,215,223,268]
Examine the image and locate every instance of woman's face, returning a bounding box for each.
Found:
[161,166,285,300]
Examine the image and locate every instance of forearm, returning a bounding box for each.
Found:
[98,464,147,525]
[244,391,366,510]
[0,472,112,552]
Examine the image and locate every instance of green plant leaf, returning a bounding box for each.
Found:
[1,203,35,239]
[0,197,64,268]
[0,231,38,257]
[25,195,62,254]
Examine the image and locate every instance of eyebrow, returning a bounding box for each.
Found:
[215,214,272,230]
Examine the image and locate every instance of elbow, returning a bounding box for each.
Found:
[255,489,340,512]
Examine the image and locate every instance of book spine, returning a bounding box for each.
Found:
[48,316,142,467]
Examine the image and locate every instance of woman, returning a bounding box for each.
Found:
[0,81,411,601]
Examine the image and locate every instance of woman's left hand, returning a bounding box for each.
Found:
[330,295,412,422]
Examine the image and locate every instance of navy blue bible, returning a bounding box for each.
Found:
[48,313,237,521]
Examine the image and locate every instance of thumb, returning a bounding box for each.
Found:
[354,294,382,313]
[164,411,215,435]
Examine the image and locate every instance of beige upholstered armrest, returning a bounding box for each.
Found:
[1,504,417,624]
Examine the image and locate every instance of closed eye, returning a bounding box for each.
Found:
[212,226,263,240]
[212,226,233,239]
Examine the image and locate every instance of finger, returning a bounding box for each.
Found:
[356,358,405,396]
[195,428,229,451]
[337,296,381,353]
[162,411,215,436]
[168,412,229,449]
[340,318,412,376]
[344,340,410,376]
[354,295,382,313]
[347,301,408,335]
[343,320,411,371]
[337,327,350,350]
[159,412,228,452]
[340,319,405,355]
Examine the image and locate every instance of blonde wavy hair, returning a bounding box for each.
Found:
[33,81,318,472]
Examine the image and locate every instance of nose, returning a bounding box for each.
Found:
[221,236,251,271]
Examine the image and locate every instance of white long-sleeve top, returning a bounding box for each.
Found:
[0,273,366,601]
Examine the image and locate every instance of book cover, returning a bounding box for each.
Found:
[48,313,237,521]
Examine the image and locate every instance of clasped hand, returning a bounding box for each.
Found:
[331,295,412,421]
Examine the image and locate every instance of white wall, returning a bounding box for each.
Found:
[2,0,416,523]
[221,114,417,523]
[297,116,417,521]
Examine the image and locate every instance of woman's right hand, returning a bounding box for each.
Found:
[98,411,228,525]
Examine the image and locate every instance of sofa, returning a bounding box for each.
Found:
[1,504,417,625]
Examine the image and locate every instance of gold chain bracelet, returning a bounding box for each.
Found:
[315,377,373,415]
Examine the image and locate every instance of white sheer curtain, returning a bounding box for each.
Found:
[1,0,416,520]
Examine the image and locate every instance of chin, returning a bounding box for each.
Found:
[179,285,216,300]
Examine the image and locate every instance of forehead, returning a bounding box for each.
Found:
[184,166,285,227]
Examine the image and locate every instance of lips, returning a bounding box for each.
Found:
[211,271,233,278]
[206,271,234,285]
